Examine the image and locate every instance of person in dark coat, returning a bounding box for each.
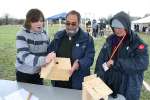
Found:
[46,10,95,90]
[94,11,149,100]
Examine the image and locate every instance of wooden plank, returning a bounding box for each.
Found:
[143,80,150,92]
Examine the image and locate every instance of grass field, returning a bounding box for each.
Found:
[0,25,150,99]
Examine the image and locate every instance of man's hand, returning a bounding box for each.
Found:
[69,59,80,76]
[45,51,56,64]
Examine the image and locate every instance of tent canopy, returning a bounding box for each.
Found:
[47,12,67,20]
[132,16,150,24]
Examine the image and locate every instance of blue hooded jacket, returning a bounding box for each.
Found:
[95,11,149,100]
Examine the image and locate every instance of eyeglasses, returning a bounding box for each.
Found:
[65,22,77,26]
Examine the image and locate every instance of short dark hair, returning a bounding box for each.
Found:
[66,10,81,23]
[24,9,45,30]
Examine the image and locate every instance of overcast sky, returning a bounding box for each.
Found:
[0,0,150,19]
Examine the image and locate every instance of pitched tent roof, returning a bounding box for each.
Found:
[132,16,150,24]
[47,12,67,20]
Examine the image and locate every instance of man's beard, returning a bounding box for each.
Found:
[66,28,79,37]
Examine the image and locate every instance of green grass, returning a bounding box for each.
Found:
[0,25,19,80]
[0,25,150,99]
[139,33,150,84]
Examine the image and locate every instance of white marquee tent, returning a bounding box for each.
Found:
[132,16,150,33]
[132,16,150,24]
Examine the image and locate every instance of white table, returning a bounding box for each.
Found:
[0,80,125,100]
[0,80,81,100]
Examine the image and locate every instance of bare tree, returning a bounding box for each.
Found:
[144,13,150,18]
[4,13,9,25]
[0,13,25,25]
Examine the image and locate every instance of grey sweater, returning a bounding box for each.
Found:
[16,27,50,74]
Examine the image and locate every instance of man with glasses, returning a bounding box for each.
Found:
[46,10,95,90]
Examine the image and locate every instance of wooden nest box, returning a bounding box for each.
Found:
[40,57,71,81]
[82,74,112,100]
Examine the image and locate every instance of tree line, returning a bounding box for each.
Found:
[0,14,24,25]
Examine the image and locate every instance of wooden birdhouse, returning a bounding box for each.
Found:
[40,57,71,81]
[82,74,112,100]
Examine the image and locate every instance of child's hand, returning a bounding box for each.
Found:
[46,51,56,64]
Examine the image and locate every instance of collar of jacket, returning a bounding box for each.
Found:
[22,27,45,34]
[54,27,89,43]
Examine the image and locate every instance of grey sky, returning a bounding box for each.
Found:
[0,0,149,19]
